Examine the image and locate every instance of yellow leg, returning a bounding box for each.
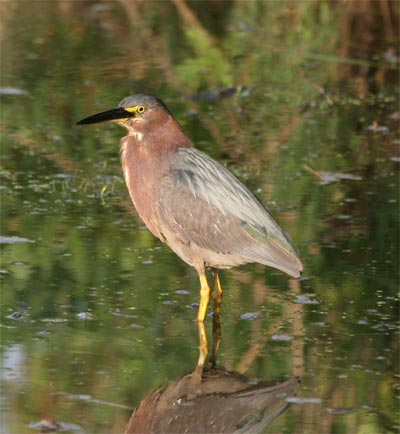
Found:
[191,272,211,383]
[197,274,211,322]
[197,321,208,368]
[212,270,223,316]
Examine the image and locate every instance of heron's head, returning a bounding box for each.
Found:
[77,94,174,136]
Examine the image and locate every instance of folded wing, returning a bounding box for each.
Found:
[157,147,303,278]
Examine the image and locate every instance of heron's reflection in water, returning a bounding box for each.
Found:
[125,312,299,434]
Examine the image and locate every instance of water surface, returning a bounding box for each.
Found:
[1,2,399,433]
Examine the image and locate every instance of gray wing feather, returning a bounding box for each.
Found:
[158,147,302,277]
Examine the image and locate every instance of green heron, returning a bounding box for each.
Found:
[77,94,303,368]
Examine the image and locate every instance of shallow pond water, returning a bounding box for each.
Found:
[1,2,399,433]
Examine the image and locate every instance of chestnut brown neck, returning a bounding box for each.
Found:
[120,113,190,239]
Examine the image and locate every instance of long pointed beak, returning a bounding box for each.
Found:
[76,107,134,125]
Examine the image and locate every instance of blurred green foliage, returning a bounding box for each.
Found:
[1,1,398,433]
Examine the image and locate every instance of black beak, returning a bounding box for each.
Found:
[76,107,134,125]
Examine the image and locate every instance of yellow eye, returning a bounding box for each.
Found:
[137,106,145,114]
